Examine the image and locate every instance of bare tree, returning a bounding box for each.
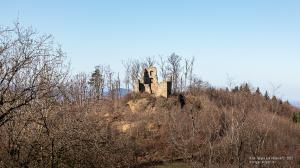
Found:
[115,73,121,99]
[69,72,89,105]
[0,22,68,127]
[188,57,195,88]
[105,65,114,99]
[122,60,131,91]
[226,73,236,90]
[183,57,195,90]
[158,55,167,80]
[167,53,182,93]
[183,58,189,90]
[144,56,156,67]
[130,59,141,88]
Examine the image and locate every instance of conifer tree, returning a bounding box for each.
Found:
[255,87,261,95]
[264,91,270,100]
[225,87,229,92]
[240,83,250,93]
[232,86,239,93]
[89,66,104,100]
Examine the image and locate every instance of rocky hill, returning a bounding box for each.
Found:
[92,85,300,167]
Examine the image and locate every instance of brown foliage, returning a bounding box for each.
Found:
[1,23,299,168]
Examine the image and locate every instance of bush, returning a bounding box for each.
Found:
[292,112,300,123]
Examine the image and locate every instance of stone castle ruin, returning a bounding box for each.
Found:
[134,67,172,98]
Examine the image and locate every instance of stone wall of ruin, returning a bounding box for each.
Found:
[133,66,171,98]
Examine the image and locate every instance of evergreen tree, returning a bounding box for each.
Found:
[89,66,104,100]
[245,83,251,93]
[264,91,270,100]
[232,86,239,93]
[255,87,261,95]
[240,83,250,93]
[225,87,229,92]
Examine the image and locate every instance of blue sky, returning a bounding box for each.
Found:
[1,0,300,101]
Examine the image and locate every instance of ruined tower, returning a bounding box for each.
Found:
[134,67,172,98]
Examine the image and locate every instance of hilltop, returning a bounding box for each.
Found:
[1,23,299,168]
[98,85,300,167]
[31,83,298,168]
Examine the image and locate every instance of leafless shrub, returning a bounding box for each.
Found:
[1,22,299,168]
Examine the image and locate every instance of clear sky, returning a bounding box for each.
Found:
[1,0,300,101]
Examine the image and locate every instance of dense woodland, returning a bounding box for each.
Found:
[1,23,300,168]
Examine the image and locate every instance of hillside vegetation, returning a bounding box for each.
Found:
[1,23,299,168]
[1,83,299,167]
